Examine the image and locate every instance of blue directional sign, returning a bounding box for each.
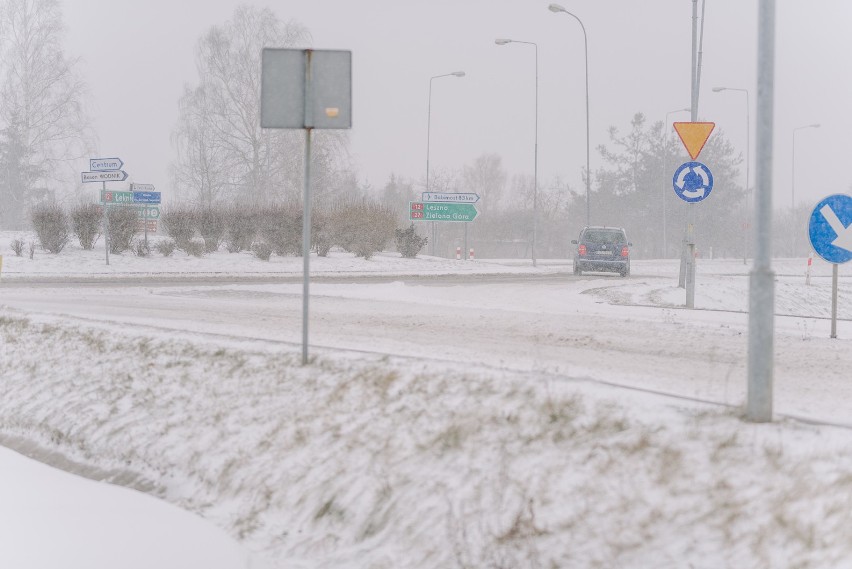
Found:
[808,194,852,264]
[673,161,714,203]
[132,191,161,204]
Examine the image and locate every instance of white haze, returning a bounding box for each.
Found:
[64,0,852,208]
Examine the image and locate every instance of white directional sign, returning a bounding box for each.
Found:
[89,157,124,171]
[808,194,852,264]
[82,170,129,183]
[130,183,155,192]
[421,192,480,203]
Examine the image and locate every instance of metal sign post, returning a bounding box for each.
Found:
[261,48,352,365]
[103,182,109,265]
[671,126,715,309]
[131,185,159,249]
[83,157,126,266]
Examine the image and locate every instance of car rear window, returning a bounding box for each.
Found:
[583,230,625,244]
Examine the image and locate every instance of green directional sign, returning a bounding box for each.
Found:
[100,190,133,204]
[409,202,478,222]
[136,206,160,219]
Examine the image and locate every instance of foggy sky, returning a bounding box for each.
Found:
[64,0,852,212]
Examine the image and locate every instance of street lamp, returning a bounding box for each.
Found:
[548,3,591,227]
[426,70,465,256]
[495,38,538,267]
[791,123,819,212]
[790,122,819,258]
[713,86,750,264]
[663,107,691,258]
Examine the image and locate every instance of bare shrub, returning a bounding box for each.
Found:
[258,202,302,256]
[311,206,333,257]
[70,203,102,250]
[11,238,25,256]
[182,239,206,257]
[394,223,428,258]
[161,205,197,248]
[106,206,139,253]
[132,238,151,257]
[251,241,272,261]
[197,205,227,253]
[225,204,258,253]
[155,239,176,257]
[329,198,397,259]
[30,202,69,254]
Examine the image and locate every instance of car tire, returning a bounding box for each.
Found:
[620,266,630,278]
[573,263,581,276]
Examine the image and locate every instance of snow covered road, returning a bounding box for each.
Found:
[2,259,850,424]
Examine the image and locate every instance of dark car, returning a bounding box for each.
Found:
[572,226,631,277]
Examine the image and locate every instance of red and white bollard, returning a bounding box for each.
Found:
[806,252,813,286]
[469,248,474,261]
[456,246,461,260]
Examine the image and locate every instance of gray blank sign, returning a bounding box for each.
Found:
[261,48,352,130]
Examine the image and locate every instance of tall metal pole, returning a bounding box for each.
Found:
[664,108,690,258]
[533,42,539,267]
[745,89,751,265]
[427,77,436,256]
[302,127,312,365]
[747,0,776,423]
[301,50,314,366]
[103,181,109,266]
[791,124,820,257]
[426,72,465,256]
[548,5,591,226]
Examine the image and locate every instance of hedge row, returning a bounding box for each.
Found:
[27,199,429,260]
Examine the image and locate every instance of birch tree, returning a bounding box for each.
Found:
[171,5,348,207]
[0,0,92,228]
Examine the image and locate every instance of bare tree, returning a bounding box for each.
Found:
[0,0,93,228]
[462,153,507,212]
[171,5,349,207]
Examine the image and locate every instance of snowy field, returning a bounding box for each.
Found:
[2,231,852,568]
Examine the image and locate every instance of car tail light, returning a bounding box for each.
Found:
[621,246,629,257]
[578,244,587,256]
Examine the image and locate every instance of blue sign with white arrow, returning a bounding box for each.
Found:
[808,193,852,264]
[673,161,714,203]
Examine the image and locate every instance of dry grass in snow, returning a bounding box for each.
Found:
[2,311,852,568]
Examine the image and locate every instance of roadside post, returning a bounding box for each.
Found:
[82,157,127,266]
[671,123,715,308]
[131,184,160,249]
[261,48,352,365]
[746,0,776,423]
[807,193,852,339]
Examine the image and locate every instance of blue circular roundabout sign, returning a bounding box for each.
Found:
[672,161,714,203]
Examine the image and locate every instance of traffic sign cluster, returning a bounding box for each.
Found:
[83,156,160,233]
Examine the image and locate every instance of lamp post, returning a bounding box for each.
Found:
[663,107,691,258]
[495,38,538,267]
[791,123,819,212]
[426,71,465,256]
[712,86,751,264]
[548,3,591,227]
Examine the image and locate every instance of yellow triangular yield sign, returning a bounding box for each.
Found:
[673,122,715,160]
